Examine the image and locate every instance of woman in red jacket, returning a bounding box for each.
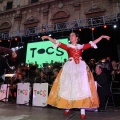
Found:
[42,32,110,119]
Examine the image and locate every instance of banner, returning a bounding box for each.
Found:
[26,39,68,68]
[0,84,10,102]
[32,83,48,107]
[16,83,30,105]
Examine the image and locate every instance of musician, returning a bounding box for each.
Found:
[0,46,17,58]
[0,46,17,86]
[10,74,23,100]
[34,70,47,83]
[0,55,14,82]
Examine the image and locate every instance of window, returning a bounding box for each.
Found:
[0,32,9,39]
[31,0,38,4]
[54,22,67,31]
[87,16,104,27]
[6,1,13,10]
[25,27,36,35]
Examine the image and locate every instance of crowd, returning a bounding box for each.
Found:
[1,56,120,110]
[0,33,120,119]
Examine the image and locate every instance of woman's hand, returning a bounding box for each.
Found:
[41,36,57,44]
[101,35,110,40]
[41,36,49,41]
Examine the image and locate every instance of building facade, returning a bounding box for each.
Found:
[0,0,119,39]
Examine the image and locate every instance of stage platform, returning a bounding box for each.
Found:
[0,102,120,120]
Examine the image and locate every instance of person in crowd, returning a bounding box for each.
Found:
[111,60,120,81]
[50,69,59,85]
[63,58,67,65]
[41,33,110,119]
[88,58,96,77]
[0,46,17,80]
[95,64,110,112]
[28,64,38,87]
[34,70,47,83]
[0,55,10,82]
[10,74,23,101]
[0,46,17,58]
[100,57,112,78]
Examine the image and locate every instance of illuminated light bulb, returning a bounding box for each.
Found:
[91,27,95,31]
[104,25,107,29]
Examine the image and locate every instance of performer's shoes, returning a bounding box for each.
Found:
[80,114,86,119]
[64,110,70,115]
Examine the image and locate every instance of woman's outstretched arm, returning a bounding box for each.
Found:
[41,36,57,44]
[93,35,110,44]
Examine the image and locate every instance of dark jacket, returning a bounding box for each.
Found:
[0,46,12,55]
[95,72,110,96]
[0,56,10,76]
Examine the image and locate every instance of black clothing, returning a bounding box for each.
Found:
[95,72,110,110]
[88,63,96,77]
[0,46,12,56]
[11,78,21,100]
[35,77,47,83]
[0,56,10,76]
[0,56,11,83]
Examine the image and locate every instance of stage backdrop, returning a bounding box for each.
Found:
[26,38,68,68]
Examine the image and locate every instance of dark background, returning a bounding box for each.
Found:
[0,24,120,65]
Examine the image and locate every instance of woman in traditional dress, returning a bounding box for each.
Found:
[41,32,110,119]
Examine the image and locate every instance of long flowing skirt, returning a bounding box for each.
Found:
[47,59,99,109]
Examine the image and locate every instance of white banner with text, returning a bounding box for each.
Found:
[32,83,48,107]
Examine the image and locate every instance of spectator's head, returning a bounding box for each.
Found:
[53,69,59,77]
[89,58,96,65]
[111,60,117,68]
[95,65,103,75]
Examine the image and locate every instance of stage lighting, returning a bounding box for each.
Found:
[79,28,82,31]
[49,34,52,36]
[91,27,95,31]
[103,25,107,28]
[113,24,117,28]
[14,37,18,41]
[8,40,10,42]
[38,35,40,38]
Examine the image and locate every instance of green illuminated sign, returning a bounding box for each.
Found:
[26,38,68,68]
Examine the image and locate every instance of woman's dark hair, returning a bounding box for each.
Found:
[69,32,80,42]
[72,32,79,37]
